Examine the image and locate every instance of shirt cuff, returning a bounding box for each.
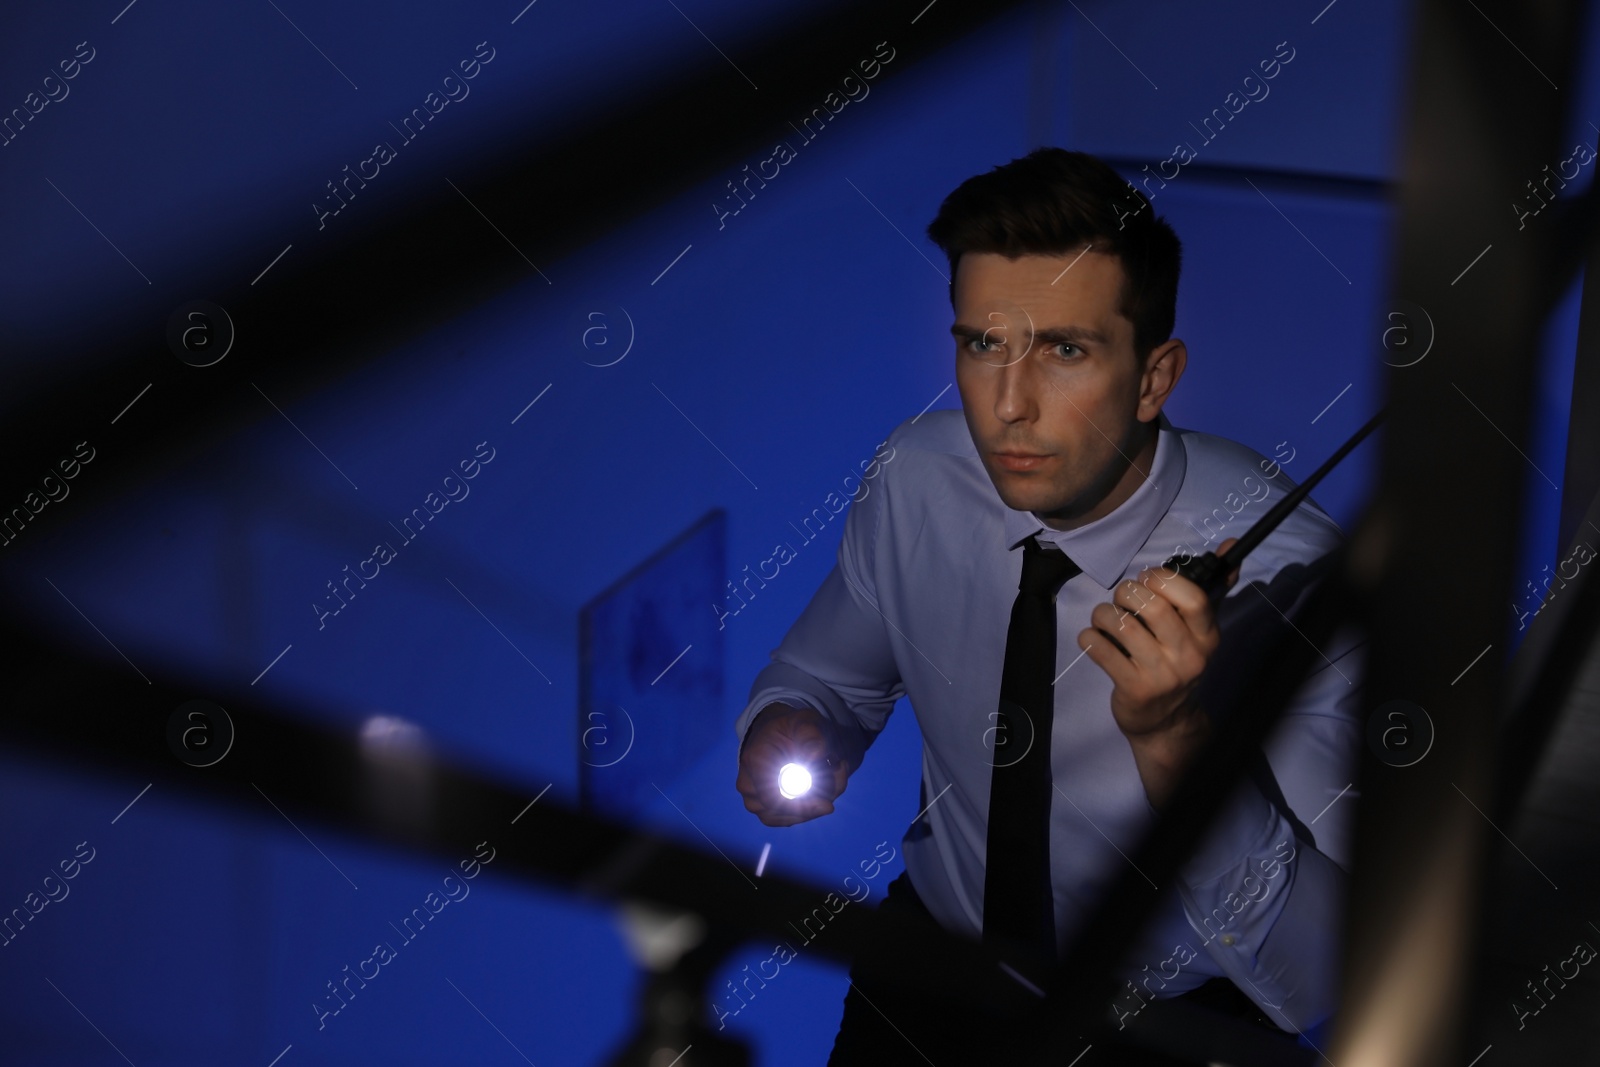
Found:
[1167,781,1338,1029]
[1163,772,1283,889]
[733,662,876,770]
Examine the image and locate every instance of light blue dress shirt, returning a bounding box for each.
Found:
[733,407,1365,1031]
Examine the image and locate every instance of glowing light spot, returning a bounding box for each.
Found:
[778,763,813,799]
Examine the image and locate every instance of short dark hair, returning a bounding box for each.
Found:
[925,147,1182,362]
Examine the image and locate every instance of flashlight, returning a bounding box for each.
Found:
[778,763,811,799]
[777,757,837,800]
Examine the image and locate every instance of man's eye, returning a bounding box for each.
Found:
[966,337,1002,354]
[1053,343,1081,359]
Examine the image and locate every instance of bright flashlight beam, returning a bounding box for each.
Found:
[777,762,813,799]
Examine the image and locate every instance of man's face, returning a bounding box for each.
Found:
[952,249,1173,530]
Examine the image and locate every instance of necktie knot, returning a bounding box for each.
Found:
[1018,536,1081,598]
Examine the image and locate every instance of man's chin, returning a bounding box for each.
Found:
[989,475,1065,514]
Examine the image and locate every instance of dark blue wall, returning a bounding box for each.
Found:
[1,1,1592,1063]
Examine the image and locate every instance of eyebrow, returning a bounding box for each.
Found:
[949,322,1111,346]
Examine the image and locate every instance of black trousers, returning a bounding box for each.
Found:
[827,870,1280,1066]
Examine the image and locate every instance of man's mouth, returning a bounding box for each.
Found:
[993,450,1051,471]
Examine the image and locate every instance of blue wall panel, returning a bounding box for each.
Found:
[1,0,1593,1063]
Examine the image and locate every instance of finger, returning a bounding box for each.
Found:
[1091,600,1157,654]
[798,756,849,805]
[1083,619,1133,661]
[778,719,831,755]
[753,788,833,825]
[1080,627,1138,687]
[819,758,852,803]
[1137,567,1211,633]
[1109,580,1160,634]
[1099,595,1170,672]
[736,759,768,798]
[800,766,841,805]
[779,795,836,823]
[1117,578,1193,662]
[1142,561,1210,614]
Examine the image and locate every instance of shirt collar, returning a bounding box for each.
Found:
[1000,411,1187,589]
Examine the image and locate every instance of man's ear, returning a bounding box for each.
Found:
[1138,338,1186,421]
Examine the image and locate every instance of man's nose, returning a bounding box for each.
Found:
[993,351,1040,418]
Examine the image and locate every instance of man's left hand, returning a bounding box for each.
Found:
[1077,537,1240,808]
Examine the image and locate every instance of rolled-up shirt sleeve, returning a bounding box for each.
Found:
[733,464,907,773]
[1166,624,1364,1034]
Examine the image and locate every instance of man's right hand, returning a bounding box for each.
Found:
[736,703,853,827]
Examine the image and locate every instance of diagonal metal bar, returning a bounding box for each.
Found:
[0,606,1017,1008]
[0,0,1035,557]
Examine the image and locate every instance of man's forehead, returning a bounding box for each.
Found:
[958,246,1109,273]
[956,249,1121,295]
[952,250,1128,338]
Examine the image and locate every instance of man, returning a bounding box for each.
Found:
[732,148,1363,1064]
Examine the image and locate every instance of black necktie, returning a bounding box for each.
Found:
[983,535,1081,976]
